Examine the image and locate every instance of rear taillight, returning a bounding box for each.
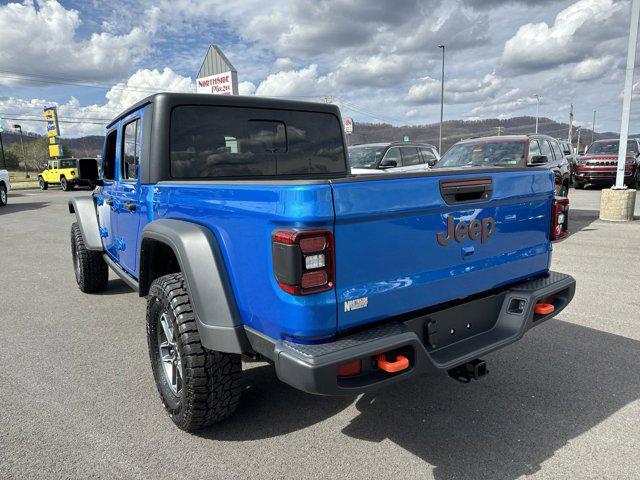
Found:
[272,229,334,295]
[551,196,569,241]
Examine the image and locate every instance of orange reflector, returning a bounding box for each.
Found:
[535,303,555,315]
[376,354,410,373]
[336,359,361,377]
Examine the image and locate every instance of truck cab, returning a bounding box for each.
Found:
[69,93,575,432]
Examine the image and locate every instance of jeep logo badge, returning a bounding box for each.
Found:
[437,216,495,246]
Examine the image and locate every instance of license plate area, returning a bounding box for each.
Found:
[406,291,507,351]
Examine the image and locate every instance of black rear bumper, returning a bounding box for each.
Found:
[245,271,576,396]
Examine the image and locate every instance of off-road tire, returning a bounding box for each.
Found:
[0,184,7,206]
[70,222,108,293]
[147,273,243,432]
[39,177,48,190]
[61,176,72,191]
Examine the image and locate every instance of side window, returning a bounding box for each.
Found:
[538,140,553,163]
[103,129,118,180]
[122,119,140,181]
[528,140,541,158]
[550,140,563,161]
[420,147,437,162]
[52,161,58,169]
[401,147,421,166]
[382,147,402,166]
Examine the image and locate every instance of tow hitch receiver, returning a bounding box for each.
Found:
[377,353,410,373]
[448,359,488,383]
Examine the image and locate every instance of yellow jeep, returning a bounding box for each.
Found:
[39,158,92,191]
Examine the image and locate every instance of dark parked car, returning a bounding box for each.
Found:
[558,140,577,184]
[348,142,439,175]
[573,139,639,189]
[435,134,571,197]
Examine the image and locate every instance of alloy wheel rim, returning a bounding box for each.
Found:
[157,312,183,395]
[0,189,5,203]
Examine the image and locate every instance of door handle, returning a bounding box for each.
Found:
[124,203,136,212]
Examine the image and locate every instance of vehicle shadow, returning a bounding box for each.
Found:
[199,320,640,480]
[0,201,50,215]
[95,278,136,296]
[569,208,600,235]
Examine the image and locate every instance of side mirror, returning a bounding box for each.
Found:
[379,160,397,169]
[529,155,548,165]
[563,150,572,156]
[77,158,102,186]
[428,158,437,167]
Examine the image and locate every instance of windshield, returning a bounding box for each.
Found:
[347,146,386,169]
[435,141,526,168]
[59,159,77,169]
[586,140,638,155]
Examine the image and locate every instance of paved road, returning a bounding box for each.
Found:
[1,188,639,480]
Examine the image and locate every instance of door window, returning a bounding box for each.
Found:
[122,119,140,181]
[550,140,563,161]
[401,147,421,166]
[538,140,553,163]
[103,130,118,180]
[419,147,437,163]
[382,147,402,167]
[528,140,541,158]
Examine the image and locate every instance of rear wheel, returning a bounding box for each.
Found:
[39,177,48,190]
[71,222,108,293]
[0,184,7,206]
[147,273,243,432]
[574,182,585,190]
[61,176,72,191]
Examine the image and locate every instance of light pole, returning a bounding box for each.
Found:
[438,44,445,154]
[534,94,541,133]
[13,124,29,178]
[591,109,597,144]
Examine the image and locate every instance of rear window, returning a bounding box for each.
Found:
[170,106,346,178]
[59,159,77,169]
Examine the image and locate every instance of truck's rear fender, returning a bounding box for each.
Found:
[139,219,251,353]
[68,197,103,250]
[331,169,555,332]
[151,182,337,341]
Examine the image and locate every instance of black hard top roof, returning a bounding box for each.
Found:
[107,92,341,129]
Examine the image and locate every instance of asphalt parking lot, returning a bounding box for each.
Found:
[1,188,639,480]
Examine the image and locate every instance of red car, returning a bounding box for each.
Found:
[574,139,639,189]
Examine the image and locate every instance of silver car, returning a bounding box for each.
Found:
[348,142,440,175]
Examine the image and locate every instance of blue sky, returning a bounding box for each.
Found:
[0,0,635,137]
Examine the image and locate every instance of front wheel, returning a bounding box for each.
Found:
[39,177,48,190]
[0,184,7,206]
[71,222,108,293]
[147,273,243,432]
[61,176,72,191]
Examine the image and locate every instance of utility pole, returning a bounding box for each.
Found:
[13,124,29,178]
[568,103,574,143]
[438,44,445,154]
[533,95,541,133]
[576,126,582,155]
[591,110,596,144]
[614,0,640,189]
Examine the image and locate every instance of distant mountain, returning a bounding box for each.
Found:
[349,116,619,153]
[1,131,103,157]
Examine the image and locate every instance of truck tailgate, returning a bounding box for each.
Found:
[331,169,554,331]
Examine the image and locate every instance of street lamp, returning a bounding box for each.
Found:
[13,124,29,178]
[438,44,445,154]
[534,94,541,133]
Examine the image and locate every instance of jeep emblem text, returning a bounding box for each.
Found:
[437,216,495,246]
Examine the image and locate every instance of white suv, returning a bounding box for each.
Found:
[0,169,10,207]
[348,142,440,175]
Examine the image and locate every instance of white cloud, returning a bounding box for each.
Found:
[468,89,538,118]
[273,57,295,72]
[333,54,421,88]
[407,74,504,104]
[238,81,256,95]
[570,56,616,82]
[0,0,157,84]
[502,0,626,74]
[405,109,418,118]
[254,64,334,97]
[1,68,193,137]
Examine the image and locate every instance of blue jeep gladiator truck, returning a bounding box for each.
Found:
[69,93,575,432]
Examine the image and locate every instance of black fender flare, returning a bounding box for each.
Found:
[139,219,250,354]
[68,197,103,250]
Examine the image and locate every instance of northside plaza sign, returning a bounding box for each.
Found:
[196,71,234,95]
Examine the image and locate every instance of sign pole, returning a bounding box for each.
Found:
[614,0,640,189]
